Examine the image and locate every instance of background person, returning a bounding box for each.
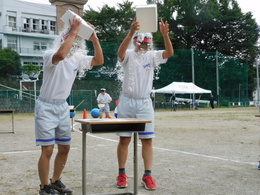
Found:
[116,17,173,191]
[35,16,103,195]
[169,93,177,111]
[209,94,215,109]
[97,88,112,118]
[150,87,155,108]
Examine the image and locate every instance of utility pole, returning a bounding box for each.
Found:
[239,83,241,104]
[257,58,260,112]
[191,48,195,109]
[216,51,219,107]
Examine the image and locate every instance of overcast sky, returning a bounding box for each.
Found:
[25,0,260,25]
[86,0,260,24]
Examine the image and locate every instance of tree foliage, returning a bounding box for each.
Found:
[84,0,259,63]
[83,0,259,99]
[83,0,135,43]
[22,63,41,78]
[0,48,22,78]
[155,0,259,63]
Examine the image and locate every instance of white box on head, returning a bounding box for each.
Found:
[61,10,94,40]
[136,4,158,33]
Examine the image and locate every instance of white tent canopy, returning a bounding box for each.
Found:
[153,82,211,94]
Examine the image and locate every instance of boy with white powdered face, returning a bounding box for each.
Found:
[116,17,174,190]
[35,16,103,195]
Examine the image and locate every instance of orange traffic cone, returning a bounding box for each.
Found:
[105,114,111,119]
[83,109,88,119]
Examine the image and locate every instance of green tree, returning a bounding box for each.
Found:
[83,1,136,80]
[84,0,258,63]
[22,63,41,79]
[83,0,135,43]
[156,0,259,62]
[84,0,258,100]
[155,0,258,98]
[0,48,22,78]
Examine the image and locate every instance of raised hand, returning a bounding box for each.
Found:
[68,16,81,36]
[130,17,140,33]
[87,22,98,41]
[159,19,169,37]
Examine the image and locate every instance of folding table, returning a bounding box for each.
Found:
[75,118,151,195]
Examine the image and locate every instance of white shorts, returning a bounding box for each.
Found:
[99,104,110,114]
[35,97,71,146]
[116,94,155,139]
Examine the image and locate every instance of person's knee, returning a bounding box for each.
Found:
[119,137,131,146]
[41,145,54,158]
[141,138,153,146]
[57,144,70,155]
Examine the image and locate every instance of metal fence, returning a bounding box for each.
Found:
[0,47,252,113]
[0,90,95,113]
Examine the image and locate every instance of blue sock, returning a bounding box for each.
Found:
[144,170,151,176]
[119,168,125,174]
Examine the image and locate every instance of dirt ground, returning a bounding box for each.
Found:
[0,107,260,195]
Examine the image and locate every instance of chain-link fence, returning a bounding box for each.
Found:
[156,50,249,108]
[0,47,251,113]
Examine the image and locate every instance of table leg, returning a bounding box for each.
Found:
[12,111,14,133]
[133,132,138,195]
[71,117,74,132]
[82,128,87,195]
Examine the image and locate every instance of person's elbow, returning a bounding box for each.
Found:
[163,50,174,59]
[118,50,126,62]
[169,49,174,57]
[52,52,67,63]
[92,56,104,66]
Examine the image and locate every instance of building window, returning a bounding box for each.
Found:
[23,62,43,67]
[33,19,39,31]
[23,62,39,65]
[23,18,30,31]
[33,42,47,51]
[8,16,16,28]
[41,42,47,50]
[7,39,17,51]
[23,62,30,65]
[50,21,56,31]
[34,42,40,50]
[41,20,48,30]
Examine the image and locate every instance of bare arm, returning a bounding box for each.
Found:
[118,17,140,61]
[160,19,174,59]
[88,24,104,66]
[52,16,81,64]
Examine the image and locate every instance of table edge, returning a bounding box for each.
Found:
[75,118,151,124]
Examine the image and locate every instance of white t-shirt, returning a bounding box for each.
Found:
[119,49,167,98]
[39,50,93,100]
[97,93,112,104]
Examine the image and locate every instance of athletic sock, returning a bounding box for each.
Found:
[119,168,126,174]
[144,170,152,176]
